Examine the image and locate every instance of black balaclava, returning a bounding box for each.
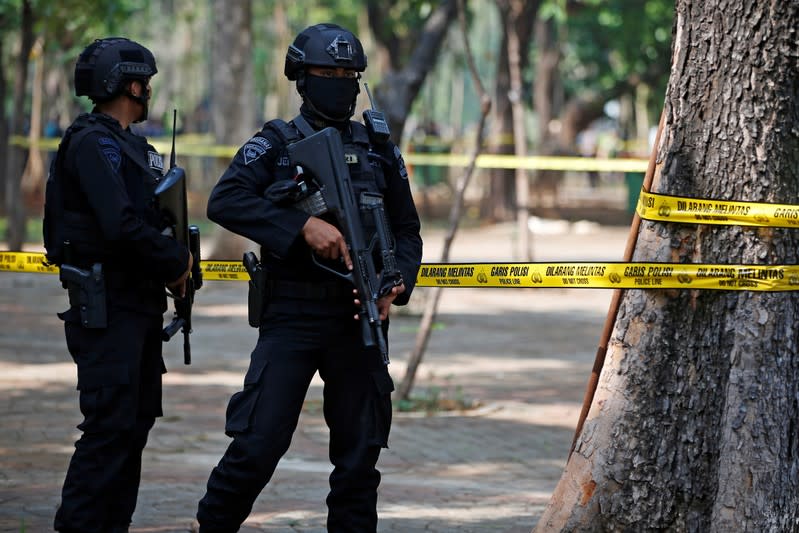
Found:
[301,74,360,125]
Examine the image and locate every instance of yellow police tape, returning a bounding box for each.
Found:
[637,189,799,228]
[415,263,797,290]
[3,252,798,291]
[405,153,648,172]
[10,135,648,172]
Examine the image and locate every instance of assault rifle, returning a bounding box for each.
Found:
[155,110,203,364]
[286,127,403,365]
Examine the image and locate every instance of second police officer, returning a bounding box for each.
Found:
[45,37,193,532]
[196,23,423,532]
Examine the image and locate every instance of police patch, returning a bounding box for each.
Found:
[103,149,121,172]
[243,136,272,165]
[148,151,164,171]
[394,145,408,179]
[98,137,121,173]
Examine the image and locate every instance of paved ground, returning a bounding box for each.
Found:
[0,220,630,532]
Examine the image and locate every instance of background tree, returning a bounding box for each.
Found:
[397,0,491,402]
[0,0,144,247]
[205,0,256,259]
[0,8,10,212]
[1,0,674,261]
[472,0,673,221]
[3,0,33,250]
[366,0,458,140]
[553,0,673,151]
[537,1,799,530]
[484,0,538,222]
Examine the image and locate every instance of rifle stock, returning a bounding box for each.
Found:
[286,127,392,364]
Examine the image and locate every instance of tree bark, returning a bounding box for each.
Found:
[0,23,8,215]
[537,1,799,531]
[207,0,256,259]
[4,0,35,250]
[484,18,513,221]
[505,0,531,260]
[21,37,45,211]
[531,15,563,210]
[533,16,560,152]
[485,0,539,222]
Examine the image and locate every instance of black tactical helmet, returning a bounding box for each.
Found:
[284,23,367,81]
[74,37,157,102]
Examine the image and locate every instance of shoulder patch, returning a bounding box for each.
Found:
[243,136,272,165]
[148,150,164,172]
[394,145,408,179]
[98,136,121,173]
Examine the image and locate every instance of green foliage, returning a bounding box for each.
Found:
[366,0,449,63]
[556,0,673,100]
[35,0,145,53]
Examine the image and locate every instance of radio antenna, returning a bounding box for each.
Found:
[364,83,378,110]
[170,109,177,169]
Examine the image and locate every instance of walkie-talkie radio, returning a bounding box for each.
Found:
[362,82,390,144]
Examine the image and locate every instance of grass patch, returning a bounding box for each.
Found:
[301,376,482,416]
[395,384,482,414]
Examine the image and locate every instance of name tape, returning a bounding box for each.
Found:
[637,189,799,228]
[3,253,798,291]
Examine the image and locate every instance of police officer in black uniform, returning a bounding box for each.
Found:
[196,23,423,533]
[45,37,192,533]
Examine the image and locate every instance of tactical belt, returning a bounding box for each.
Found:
[267,279,352,301]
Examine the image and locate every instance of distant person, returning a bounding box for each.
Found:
[196,23,423,532]
[43,37,192,532]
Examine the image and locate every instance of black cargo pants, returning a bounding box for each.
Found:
[197,308,394,532]
[54,304,165,533]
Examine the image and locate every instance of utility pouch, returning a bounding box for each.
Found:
[243,252,267,328]
[60,263,107,328]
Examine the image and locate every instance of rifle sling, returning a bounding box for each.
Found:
[292,114,316,139]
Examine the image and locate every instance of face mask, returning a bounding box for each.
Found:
[303,74,359,121]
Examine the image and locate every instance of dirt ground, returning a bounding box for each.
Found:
[0,221,630,532]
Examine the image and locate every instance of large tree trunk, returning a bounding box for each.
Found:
[4,0,35,250]
[207,0,255,259]
[537,1,799,531]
